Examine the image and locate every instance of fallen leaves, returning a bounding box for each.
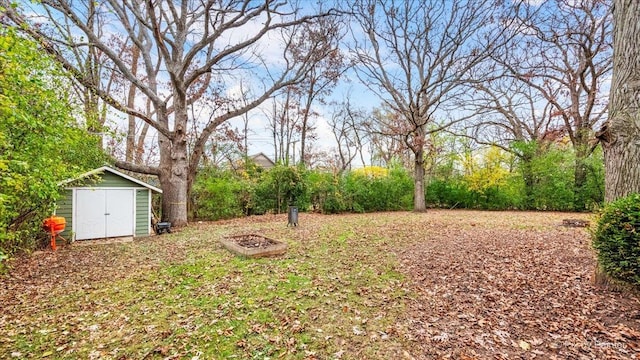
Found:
[432,331,450,342]
[0,210,638,359]
[518,339,531,351]
[397,210,640,359]
[352,325,365,336]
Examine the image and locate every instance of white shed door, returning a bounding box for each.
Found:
[75,189,135,240]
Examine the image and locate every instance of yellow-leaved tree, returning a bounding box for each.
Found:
[351,166,389,179]
[462,146,512,194]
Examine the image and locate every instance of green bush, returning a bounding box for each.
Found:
[469,177,525,210]
[388,166,414,210]
[426,175,524,211]
[581,147,605,211]
[190,168,247,220]
[342,166,413,212]
[592,193,640,286]
[306,171,346,214]
[511,141,604,211]
[186,141,604,222]
[526,147,575,211]
[426,178,472,209]
[0,28,105,261]
[253,165,307,214]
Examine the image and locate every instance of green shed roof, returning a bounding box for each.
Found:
[59,166,163,193]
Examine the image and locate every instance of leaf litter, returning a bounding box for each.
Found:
[0,210,638,359]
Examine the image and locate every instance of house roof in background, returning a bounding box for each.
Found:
[250,152,275,168]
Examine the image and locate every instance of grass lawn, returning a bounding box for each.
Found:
[1,210,638,359]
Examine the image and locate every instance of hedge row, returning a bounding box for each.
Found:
[190,146,604,220]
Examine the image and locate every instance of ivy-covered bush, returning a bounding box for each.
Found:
[592,193,640,286]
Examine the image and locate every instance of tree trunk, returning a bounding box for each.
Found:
[300,80,316,168]
[572,126,589,210]
[159,158,189,227]
[602,0,640,202]
[603,135,640,202]
[135,122,149,164]
[521,153,536,209]
[158,99,189,227]
[573,144,589,210]
[413,146,427,212]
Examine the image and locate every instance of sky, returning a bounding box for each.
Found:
[224,81,371,164]
[201,5,375,166]
[98,1,378,167]
[19,0,606,169]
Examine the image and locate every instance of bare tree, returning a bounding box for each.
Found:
[237,81,253,162]
[598,0,640,201]
[348,0,515,211]
[201,125,244,168]
[467,73,559,149]
[288,14,347,167]
[367,107,412,168]
[67,1,113,133]
[329,99,368,173]
[2,1,339,226]
[497,0,612,209]
[122,33,155,164]
[266,91,303,165]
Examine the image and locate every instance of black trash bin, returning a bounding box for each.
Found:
[288,206,298,227]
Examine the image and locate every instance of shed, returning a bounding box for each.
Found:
[56,166,162,241]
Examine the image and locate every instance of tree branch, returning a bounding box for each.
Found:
[114,160,160,176]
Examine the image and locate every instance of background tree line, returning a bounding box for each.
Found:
[191,135,604,221]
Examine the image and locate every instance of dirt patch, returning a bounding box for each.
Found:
[71,236,134,246]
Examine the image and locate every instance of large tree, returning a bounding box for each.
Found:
[2,1,338,226]
[599,0,640,201]
[347,0,515,211]
[289,15,346,167]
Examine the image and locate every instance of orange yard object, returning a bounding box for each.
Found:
[43,216,66,251]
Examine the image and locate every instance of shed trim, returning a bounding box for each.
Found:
[60,166,162,193]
